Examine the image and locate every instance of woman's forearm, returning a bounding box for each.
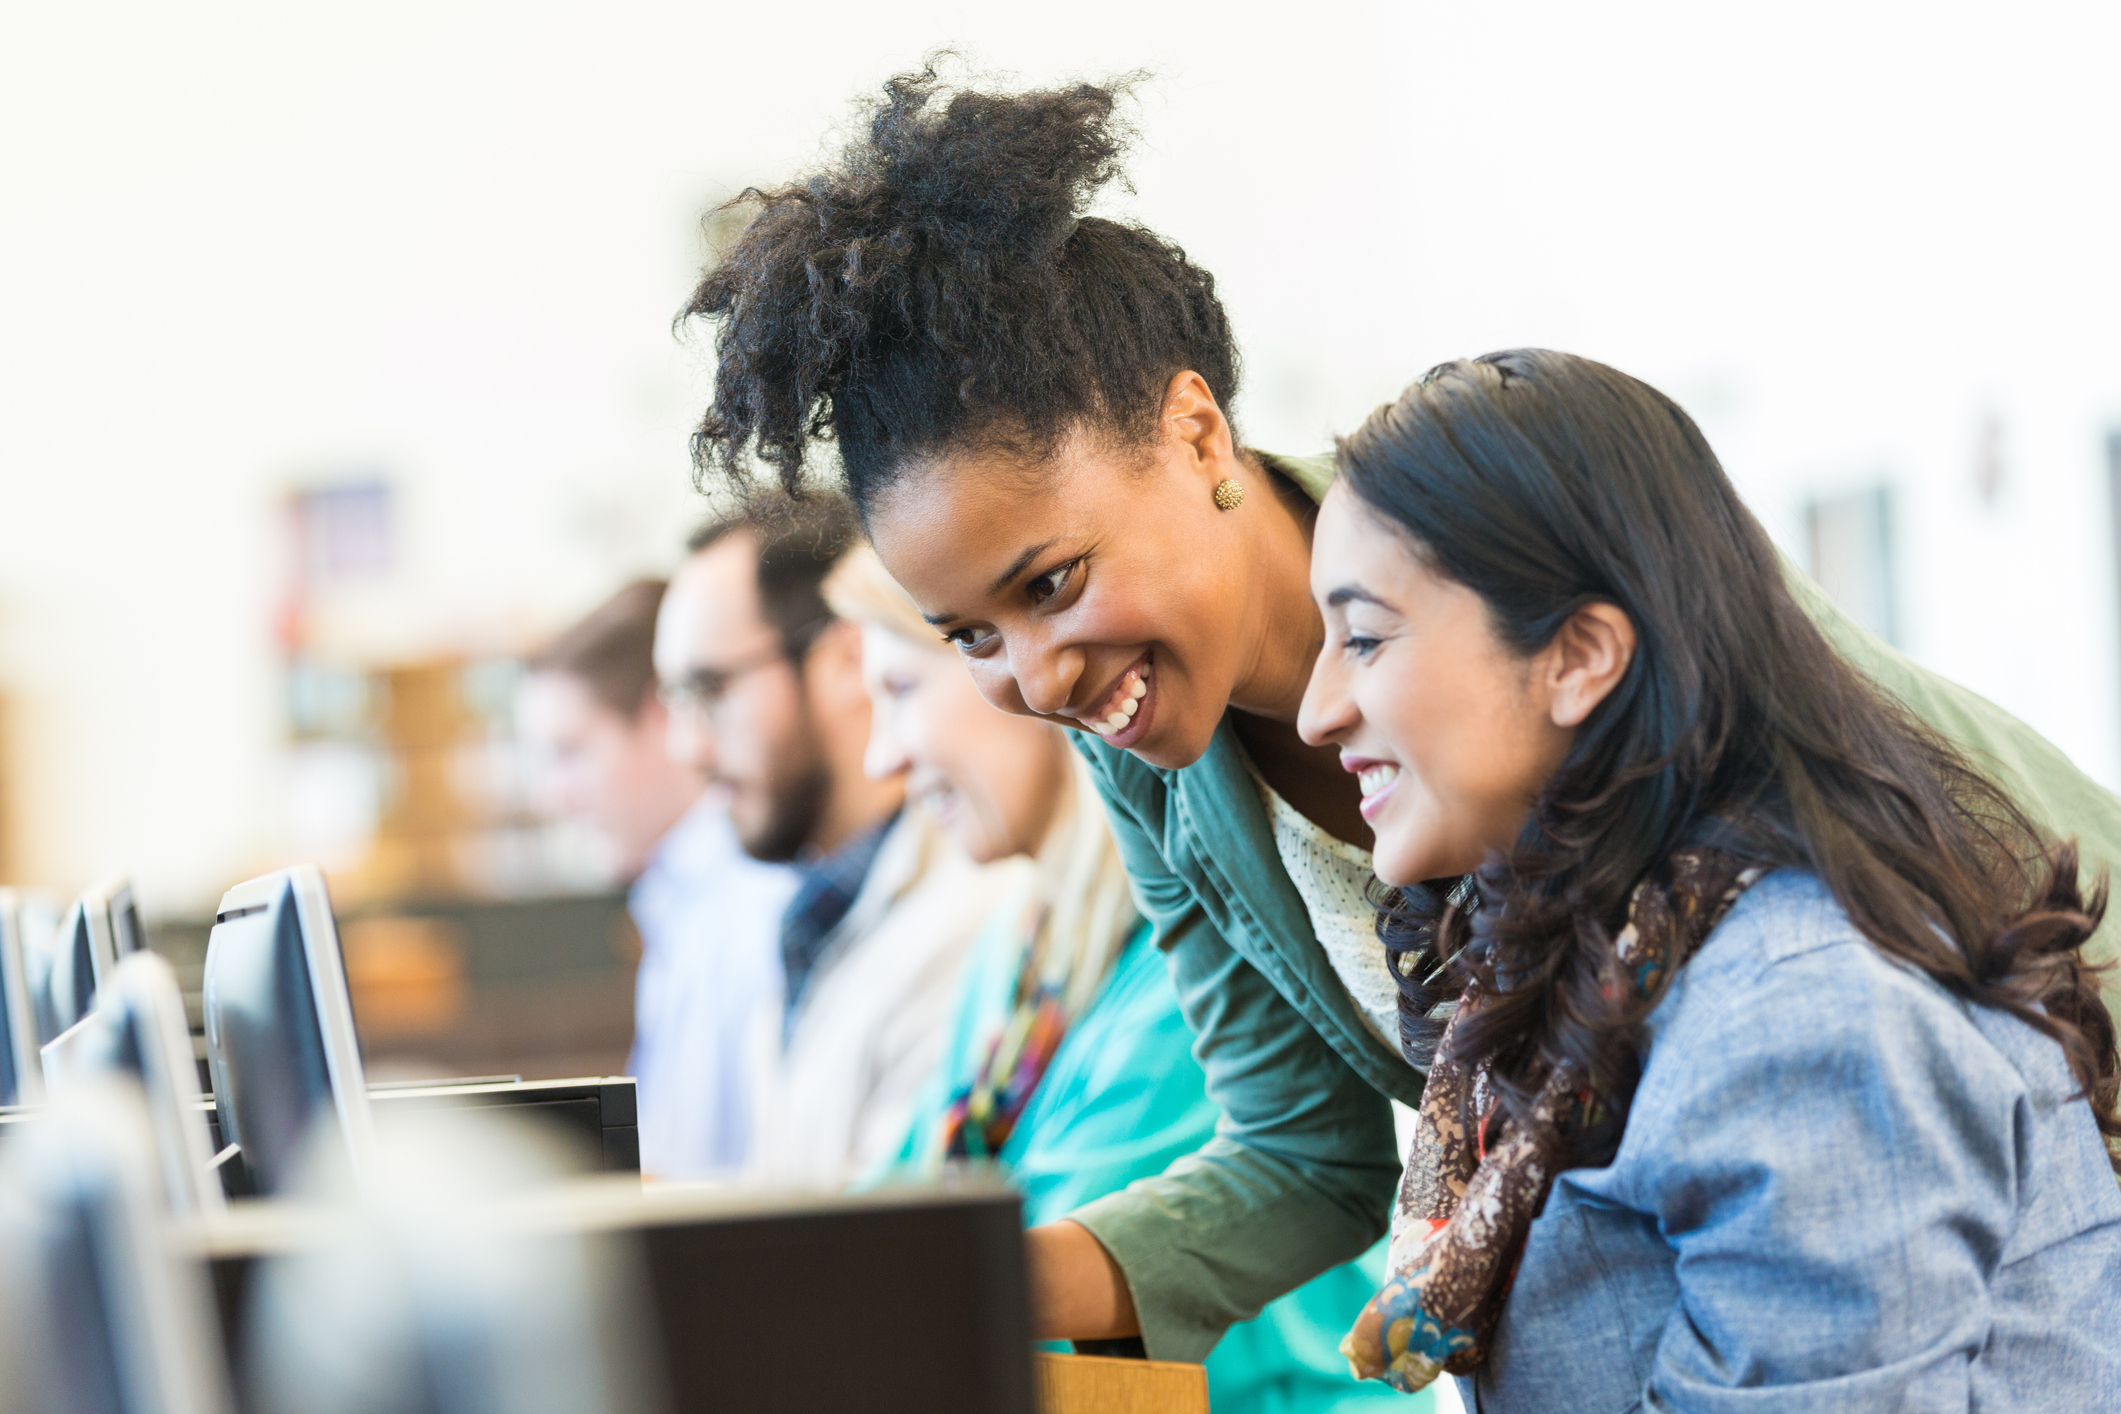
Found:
[1025,1220,1140,1341]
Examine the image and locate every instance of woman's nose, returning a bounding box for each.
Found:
[864,711,914,781]
[1008,634,1083,719]
[1297,650,1357,747]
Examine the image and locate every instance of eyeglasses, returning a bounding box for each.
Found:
[656,617,830,718]
[656,645,788,718]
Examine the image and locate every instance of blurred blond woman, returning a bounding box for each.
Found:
[826,547,1407,1412]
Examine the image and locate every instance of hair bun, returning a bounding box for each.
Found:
[858,60,1138,268]
[683,58,1235,508]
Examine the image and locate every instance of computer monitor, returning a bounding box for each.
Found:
[0,1076,233,1414]
[45,877,143,1041]
[202,865,373,1198]
[104,878,148,960]
[212,1180,1038,1414]
[0,890,45,1108]
[23,900,63,1051]
[40,953,225,1216]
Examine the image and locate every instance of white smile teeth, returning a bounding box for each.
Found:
[1358,764,1400,797]
[1084,667,1150,737]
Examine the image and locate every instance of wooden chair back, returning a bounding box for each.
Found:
[1033,1351,1210,1414]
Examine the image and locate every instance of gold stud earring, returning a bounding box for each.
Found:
[1213,478,1245,511]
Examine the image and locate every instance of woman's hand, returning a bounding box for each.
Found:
[1024,1220,1140,1341]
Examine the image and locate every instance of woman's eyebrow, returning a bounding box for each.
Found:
[1325,584,1392,610]
[920,538,1064,624]
[985,539,1060,596]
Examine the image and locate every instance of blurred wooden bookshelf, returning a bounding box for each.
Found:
[273,648,636,1080]
[153,891,639,1084]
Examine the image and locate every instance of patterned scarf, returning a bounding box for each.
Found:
[1341,846,1765,1393]
[936,902,1070,1160]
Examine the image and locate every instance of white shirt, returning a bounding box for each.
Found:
[1248,768,1403,1051]
[627,796,796,1178]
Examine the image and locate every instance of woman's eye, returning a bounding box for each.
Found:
[1343,634,1383,660]
[944,625,996,654]
[1028,559,1078,605]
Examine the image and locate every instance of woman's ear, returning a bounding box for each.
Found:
[1159,369,1233,479]
[1545,602,1636,729]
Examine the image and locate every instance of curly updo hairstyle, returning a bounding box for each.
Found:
[678,58,1240,517]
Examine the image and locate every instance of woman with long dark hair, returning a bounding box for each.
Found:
[680,63,2121,1373]
[1304,350,2120,1407]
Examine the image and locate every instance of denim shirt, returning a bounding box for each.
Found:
[627,798,795,1177]
[1472,870,2121,1413]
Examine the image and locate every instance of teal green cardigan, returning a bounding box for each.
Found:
[883,915,1420,1410]
[1068,453,2121,1363]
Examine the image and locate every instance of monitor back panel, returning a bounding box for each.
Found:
[638,1191,1036,1414]
[104,881,146,959]
[368,1076,639,1173]
[207,1188,1038,1414]
[0,892,41,1105]
[47,899,115,1038]
[203,883,339,1196]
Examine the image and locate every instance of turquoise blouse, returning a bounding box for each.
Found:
[885,910,1421,1411]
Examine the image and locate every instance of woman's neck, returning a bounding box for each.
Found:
[1225,456,1371,848]
[1231,710,1372,849]
[1228,456,1326,723]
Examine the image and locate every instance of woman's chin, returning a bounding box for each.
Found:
[1373,830,1486,890]
[1119,708,1217,771]
[1370,860,1421,889]
[941,812,1008,864]
[1369,831,1439,890]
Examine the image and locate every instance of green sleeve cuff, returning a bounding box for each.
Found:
[1067,1137,1393,1363]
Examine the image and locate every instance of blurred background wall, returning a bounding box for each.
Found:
[3,1,2119,1061]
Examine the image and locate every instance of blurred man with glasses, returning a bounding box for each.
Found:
[655,497,1020,1186]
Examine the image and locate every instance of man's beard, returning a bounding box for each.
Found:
[736,707,832,864]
